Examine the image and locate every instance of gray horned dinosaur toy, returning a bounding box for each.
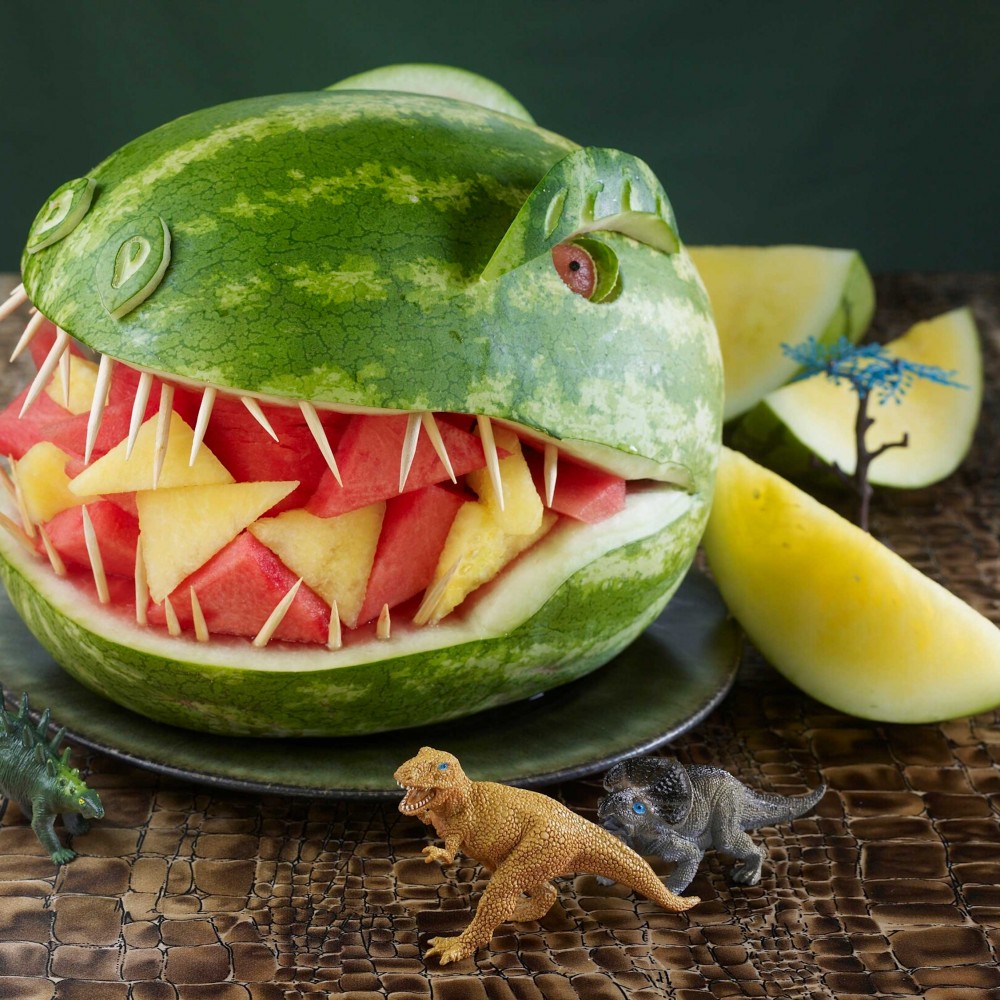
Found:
[0,691,104,864]
[598,755,825,892]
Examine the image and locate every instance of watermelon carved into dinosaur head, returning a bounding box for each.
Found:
[0,65,723,736]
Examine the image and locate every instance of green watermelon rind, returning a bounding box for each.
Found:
[0,490,708,737]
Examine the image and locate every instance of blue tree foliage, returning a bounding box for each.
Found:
[781,336,966,404]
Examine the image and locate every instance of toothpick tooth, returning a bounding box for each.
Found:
[253,577,302,648]
[134,544,148,626]
[299,400,342,486]
[413,556,463,627]
[152,382,175,488]
[476,415,505,511]
[19,327,69,417]
[241,396,279,442]
[9,459,36,538]
[0,284,27,322]
[9,310,46,362]
[163,596,181,636]
[421,412,456,483]
[126,371,154,460]
[190,588,210,642]
[84,354,114,464]
[543,443,559,508]
[327,600,342,650]
[58,343,71,408]
[81,505,110,604]
[190,385,216,466]
[0,459,15,500]
[377,604,391,640]
[0,511,37,555]
[399,412,422,492]
[37,525,67,576]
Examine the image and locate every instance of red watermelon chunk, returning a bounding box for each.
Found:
[202,395,347,514]
[526,450,626,523]
[146,532,330,645]
[356,483,465,625]
[48,400,140,462]
[306,413,495,518]
[43,500,140,578]
[0,385,75,459]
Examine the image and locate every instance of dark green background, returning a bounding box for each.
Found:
[2,1,996,272]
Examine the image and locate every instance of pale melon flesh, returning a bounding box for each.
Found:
[702,447,1000,723]
[689,245,875,422]
[729,308,982,488]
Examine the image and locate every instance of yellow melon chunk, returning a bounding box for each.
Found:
[15,442,98,524]
[248,504,385,629]
[69,411,234,496]
[423,501,557,623]
[138,480,297,602]
[45,355,102,415]
[466,426,543,534]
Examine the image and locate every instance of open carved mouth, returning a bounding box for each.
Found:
[0,287,690,656]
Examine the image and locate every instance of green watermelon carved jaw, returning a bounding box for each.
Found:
[1,71,724,736]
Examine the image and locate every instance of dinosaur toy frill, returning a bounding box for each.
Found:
[0,690,104,864]
[598,755,826,892]
[394,746,700,965]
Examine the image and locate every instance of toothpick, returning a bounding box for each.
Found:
[163,595,181,636]
[37,524,66,576]
[377,603,391,640]
[327,600,342,650]
[9,459,35,538]
[190,588,209,642]
[543,443,559,507]
[476,414,505,511]
[0,460,15,500]
[9,310,46,362]
[152,382,174,488]
[0,284,27,323]
[126,371,153,460]
[81,505,110,604]
[0,511,37,555]
[134,544,148,626]
[241,396,278,442]
[253,577,302,648]
[19,327,69,417]
[190,385,216,466]
[299,400,342,486]
[58,343,71,408]
[84,354,114,464]
[399,412,422,492]
[421,412,456,483]
[413,556,463,627]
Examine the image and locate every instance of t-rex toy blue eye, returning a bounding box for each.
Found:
[438,762,449,770]
[632,801,647,814]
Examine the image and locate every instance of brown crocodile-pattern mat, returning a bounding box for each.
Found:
[0,272,998,999]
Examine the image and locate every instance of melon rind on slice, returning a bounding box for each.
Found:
[702,447,1000,723]
[0,485,705,737]
[689,245,875,422]
[729,308,982,488]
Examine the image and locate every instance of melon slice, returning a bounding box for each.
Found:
[69,411,234,495]
[14,442,93,524]
[45,354,101,415]
[702,447,1000,722]
[729,308,982,488]
[248,503,385,628]
[466,426,542,534]
[147,532,330,645]
[137,480,298,602]
[688,245,874,421]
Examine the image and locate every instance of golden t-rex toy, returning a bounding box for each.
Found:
[394,746,700,964]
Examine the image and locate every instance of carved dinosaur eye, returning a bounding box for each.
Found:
[632,801,647,815]
[551,238,620,302]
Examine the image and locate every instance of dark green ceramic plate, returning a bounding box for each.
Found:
[0,569,740,799]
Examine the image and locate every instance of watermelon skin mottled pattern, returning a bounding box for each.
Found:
[0,493,707,737]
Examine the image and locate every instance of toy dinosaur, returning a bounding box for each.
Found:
[394,746,700,965]
[0,690,104,864]
[598,755,826,892]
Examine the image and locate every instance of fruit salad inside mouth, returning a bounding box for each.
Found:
[0,290,684,651]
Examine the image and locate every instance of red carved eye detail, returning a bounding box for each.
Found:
[552,241,597,298]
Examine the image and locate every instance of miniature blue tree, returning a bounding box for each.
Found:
[781,336,966,531]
